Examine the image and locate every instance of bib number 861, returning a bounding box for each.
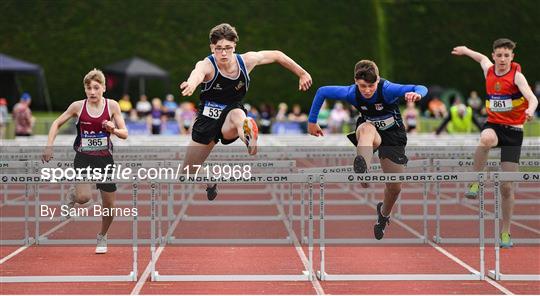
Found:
[493,100,506,108]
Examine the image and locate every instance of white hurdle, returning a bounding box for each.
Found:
[160,160,298,245]
[297,159,431,244]
[433,159,540,244]
[0,176,138,283]
[316,172,487,281]
[489,172,540,281]
[150,174,313,282]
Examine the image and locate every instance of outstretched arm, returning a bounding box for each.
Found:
[180,59,215,96]
[382,81,428,104]
[451,46,493,77]
[307,85,355,136]
[242,51,312,91]
[42,101,80,162]
[515,72,539,121]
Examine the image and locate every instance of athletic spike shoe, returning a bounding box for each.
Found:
[374,202,390,240]
[353,155,369,188]
[62,186,77,219]
[95,233,107,254]
[243,117,259,155]
[500,232,514,249]
[206,184,218,201]
[465,182,479,200]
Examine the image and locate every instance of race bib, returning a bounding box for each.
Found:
[366,115,396,130]
[202,101,226,119]
[490,98,513,112]
[80,132,108,151]
[152,118,161,125]
[407,118,417,126]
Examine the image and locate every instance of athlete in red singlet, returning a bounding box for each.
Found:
[42,69,128,254]
[452,38,538,248]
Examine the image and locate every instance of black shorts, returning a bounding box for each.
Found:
[151,124,160,135]
[74,152,117,192]
[483,122,523,163]
[349,119,408,165]
[192,102,247,145]
[377,126,408,165]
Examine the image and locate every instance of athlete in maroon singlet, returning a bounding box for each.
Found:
[42,69,128,254]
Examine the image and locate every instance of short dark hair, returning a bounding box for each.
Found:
[209,23,239,44]
[493,38,516,51]
[354,60,379,83]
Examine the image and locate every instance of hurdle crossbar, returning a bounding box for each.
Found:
[489,172,540,281]
[315,172,486,281]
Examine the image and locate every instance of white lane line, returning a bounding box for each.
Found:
[1,184,127,263]
[272,189,325,295]
[130,188,193,295]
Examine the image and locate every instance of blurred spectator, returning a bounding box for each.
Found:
[427,97,448,118]
[258,103,273,134]
[435,103,482,135]
[12,92,35,137]
[175,102,197,135]
[163,94,178,119]
[467,90,485,116]
[275,102,288,122]
[318,101,330,133]
[403,101,419,134]
[328,102,350,133]
[0,98,8,139]
[118,94,133,119]
[245,103,260,120]
[288,104,308,133]
[128,109,139,122]
[136,94,152,117]
[147,98,164,135]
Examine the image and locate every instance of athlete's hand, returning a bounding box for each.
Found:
[404,92,421,102]
[180,81,197,96]
[525,108,535,121]
[308,122,324,137]
[102,120,115,133]
[41,146,53,163]
[451,46,469,56]
[299,72,312,91]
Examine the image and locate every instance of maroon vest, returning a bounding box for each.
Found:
[73,99,112,156]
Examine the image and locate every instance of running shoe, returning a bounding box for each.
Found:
[95,233,107,254]
[243,117,259,155]
[62,186,77,219]
[374,202,390,240]
[465,182,479,199]
[353,155,369,188]
[500,232,514,249]
[206,184,218,201]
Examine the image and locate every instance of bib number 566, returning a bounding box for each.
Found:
[373,121,386,129]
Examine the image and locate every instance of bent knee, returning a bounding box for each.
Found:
[77,194,92,204]
[479,131,497,147]
[357,123,376,135]
[500,182,514,197]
